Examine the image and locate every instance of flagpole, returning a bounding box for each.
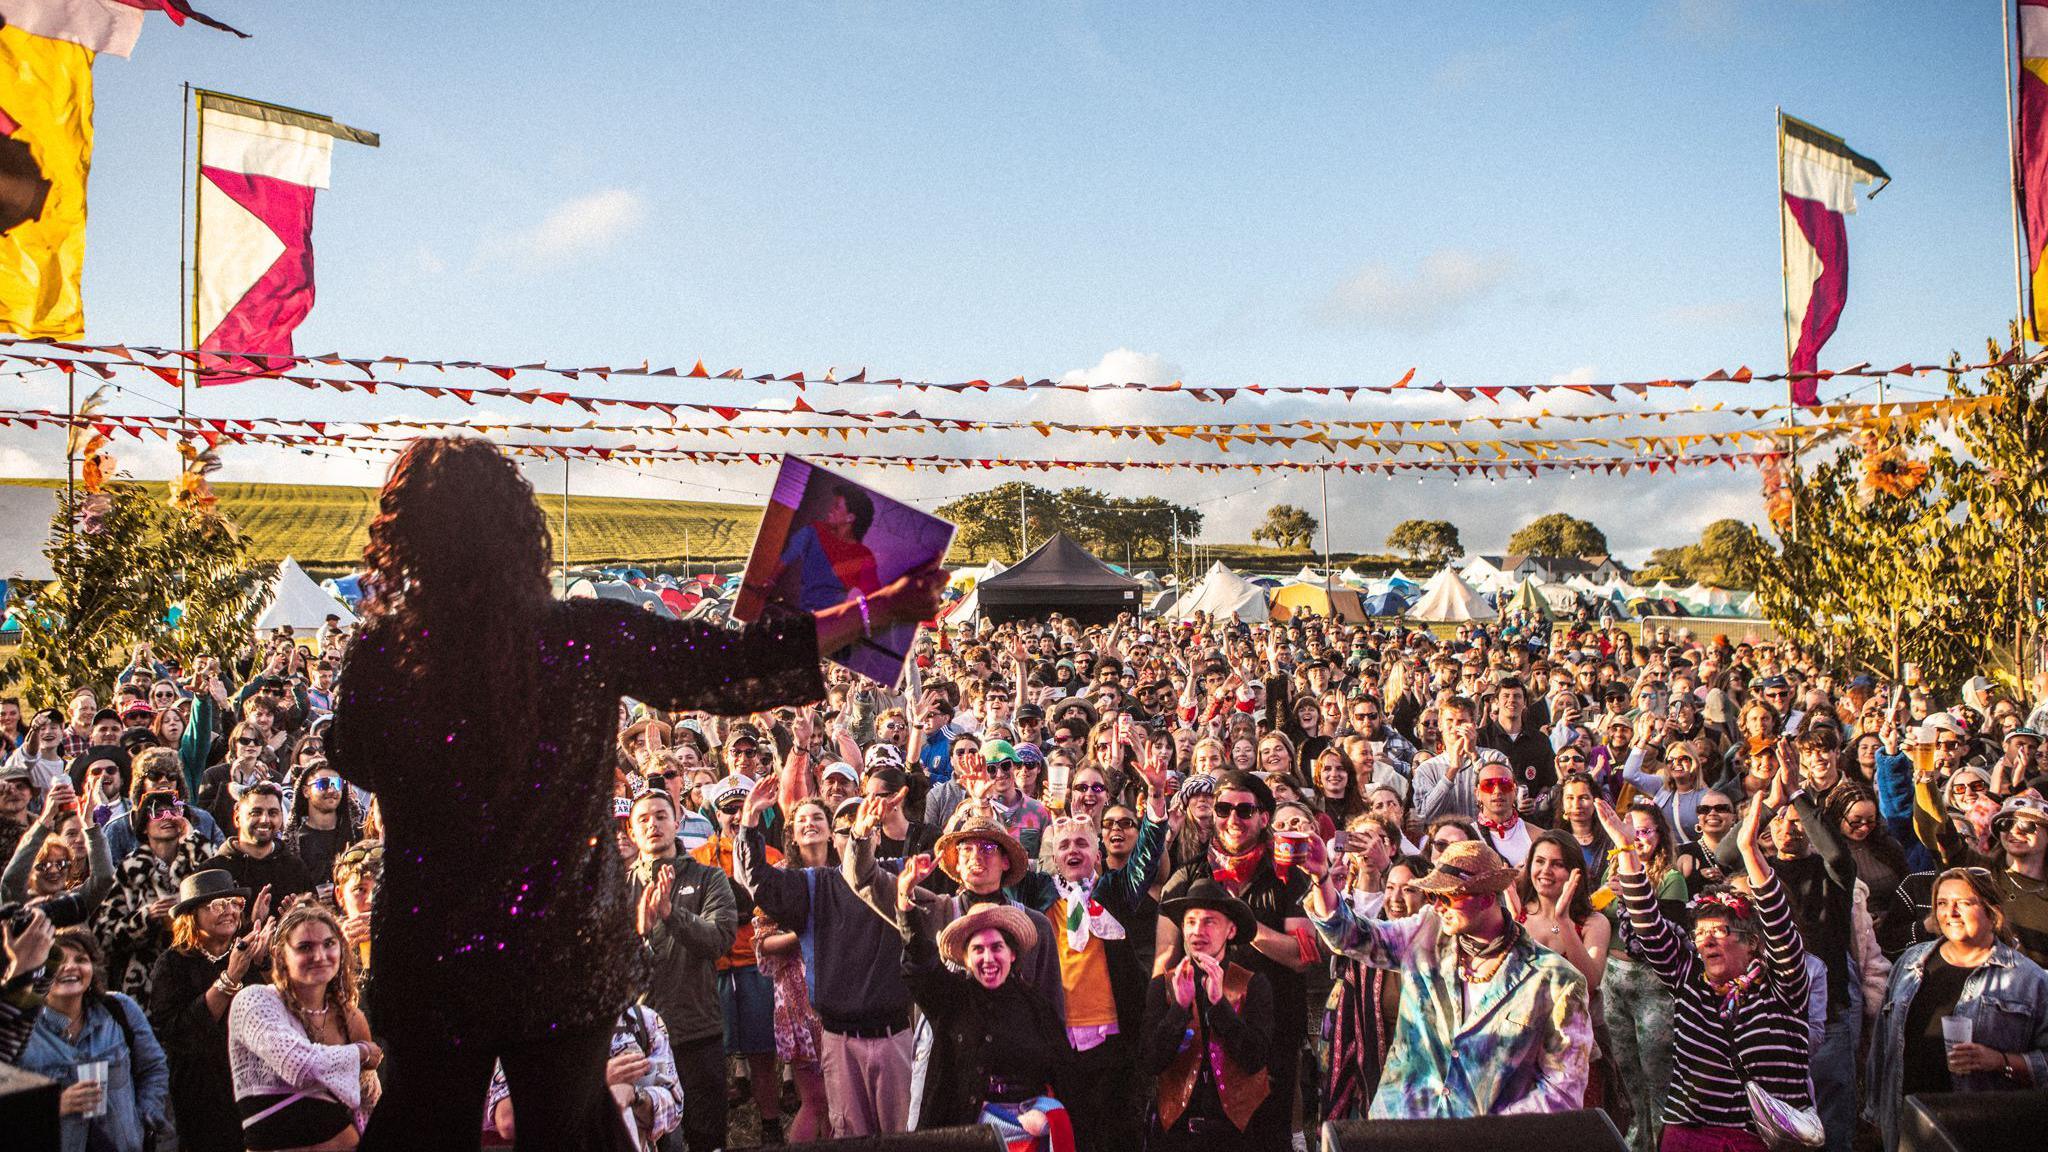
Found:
[2007,0,2039,685]
[2007,0,2033,346]
[179,82,190,416]
[1776,108,1799,542]
[189,88,204,370]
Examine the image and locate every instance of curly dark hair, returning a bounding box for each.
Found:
[358,437,551,765]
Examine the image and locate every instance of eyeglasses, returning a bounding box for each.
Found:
[1555,753,1586,765]
[1697,803,1735,816]
[1100,817,1138,831]
[986,761,1017,775]
[955,841,1003,860]
[1213,801,1262,821]
[1430,837,1461,851]
[206,896,246,914]
[641,771,676,785]
[1842,815,1878,829]
[1937,739,1964,751]
[1692,923,1737,942]
[1475,778,1514,796]
[87,763,118,776]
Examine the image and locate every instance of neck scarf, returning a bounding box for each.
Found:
[1209,842,1266,894]
[1052,874,1125,954]
[1478,813,1520,837]
[1455,918,1520,963]
[1706,958,1766,1020]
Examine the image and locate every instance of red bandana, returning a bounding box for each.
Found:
[1209,843,1266,893]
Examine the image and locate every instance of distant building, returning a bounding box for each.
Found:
[1460,552,1630,587]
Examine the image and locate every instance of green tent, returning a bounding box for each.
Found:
[1508,576,1554,620]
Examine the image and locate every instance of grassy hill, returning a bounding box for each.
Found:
[0,479,762,575]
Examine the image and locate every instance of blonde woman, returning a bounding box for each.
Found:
[229,901,380,1150]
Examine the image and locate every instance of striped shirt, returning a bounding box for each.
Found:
[1615,868,1813,1130]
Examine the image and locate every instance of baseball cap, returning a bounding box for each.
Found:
[821,761,858,784]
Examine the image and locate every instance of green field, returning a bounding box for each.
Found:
[0,479,762,575]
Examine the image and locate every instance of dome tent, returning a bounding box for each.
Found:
[1171,562,1271,623]
[1406,566,1497,623]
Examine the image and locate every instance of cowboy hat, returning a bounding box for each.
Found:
[1160,877,1258,944]
[934,816,1030,887]
[937,902,1038,969]
[172,869,252,917]
[1410,840,1521,898]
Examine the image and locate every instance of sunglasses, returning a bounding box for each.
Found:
[1697,803,1735,815]
[1556,753,1586,765]
[1100,816,1139,831]
[33,859,71,875]
[308,777,344,794]
[1213,801,1262,821]
[1423,891,1482,909]
[1070,781,1107,794]
[1667,756,1696,767]
[642,771,677,785]
[235,737,261,747]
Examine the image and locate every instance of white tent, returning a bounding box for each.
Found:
[1171,562,1271,623]
[255,557,358,631]
[1539,582,1582,613]
[947,586,983,623]
[947,559,1006,590]
[1388,569,1413,584]
[1407,566,1498,622]
[1288,566,1325,584]
[1339,567,1369,586]
[1735,591,1761,617]
[1564,574,1600,594]
[0,486,56,581]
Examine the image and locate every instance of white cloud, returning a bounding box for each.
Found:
[1313,249,1513,334]
[1548,365,1599,387]
[479,188,647,268]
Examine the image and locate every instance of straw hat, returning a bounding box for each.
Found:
[937,902,1038,968]
[1410,841,1521,898]
[934,816,1029,887]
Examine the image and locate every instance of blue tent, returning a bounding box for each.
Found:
[1362,589,1413,617]
[322,574,366,608]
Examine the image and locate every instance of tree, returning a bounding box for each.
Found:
[1252,504,1318,551]
[937,483,1199,564]
[1646,519,1764,588]
[1507,512,1608,558]
[1751,334,2048,688]
[1385,518,1464,563]
[7,478,261,703]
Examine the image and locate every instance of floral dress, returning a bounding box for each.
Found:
[754,911,820,1065]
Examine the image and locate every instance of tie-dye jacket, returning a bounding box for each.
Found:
[1308,901,1591,1118]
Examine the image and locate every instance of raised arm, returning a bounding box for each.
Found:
[1603,797,1691,988]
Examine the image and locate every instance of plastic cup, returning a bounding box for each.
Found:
[1909,740,1939,778]
[76,1059,109,1118]
[1274,830,1310,868]
[1941,1015,1973,1049]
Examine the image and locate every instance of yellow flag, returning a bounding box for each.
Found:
[0,25,93,339]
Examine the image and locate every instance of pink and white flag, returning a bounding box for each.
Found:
[193,92,376,382]
[1779,114,1888,406]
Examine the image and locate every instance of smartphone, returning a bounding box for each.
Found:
[1782,710,1806,738]
[1331,830,1351,854]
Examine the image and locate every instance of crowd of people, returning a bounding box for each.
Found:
[2,459,2047,1152]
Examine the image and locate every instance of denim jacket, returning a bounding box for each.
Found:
[1308,899,1591,1118]
[1865,939,2048,1152]
[19,992,170,1152]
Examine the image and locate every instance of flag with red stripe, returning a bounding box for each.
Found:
[1778,114,1888,405]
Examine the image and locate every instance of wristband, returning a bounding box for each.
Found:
[1292,924,1320,967]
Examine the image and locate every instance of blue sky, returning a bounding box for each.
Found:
[0,1,2023,560]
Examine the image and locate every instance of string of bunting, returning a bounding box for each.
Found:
[0,395,1992,460]
[76,427,1785,476]
[4,337,2040,404]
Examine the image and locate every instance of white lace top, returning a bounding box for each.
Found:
[227,986,363,1116]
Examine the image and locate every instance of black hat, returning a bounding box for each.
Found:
[172,869,251,916]
[1160,877,1258,945]
[1209,769,1274,812]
